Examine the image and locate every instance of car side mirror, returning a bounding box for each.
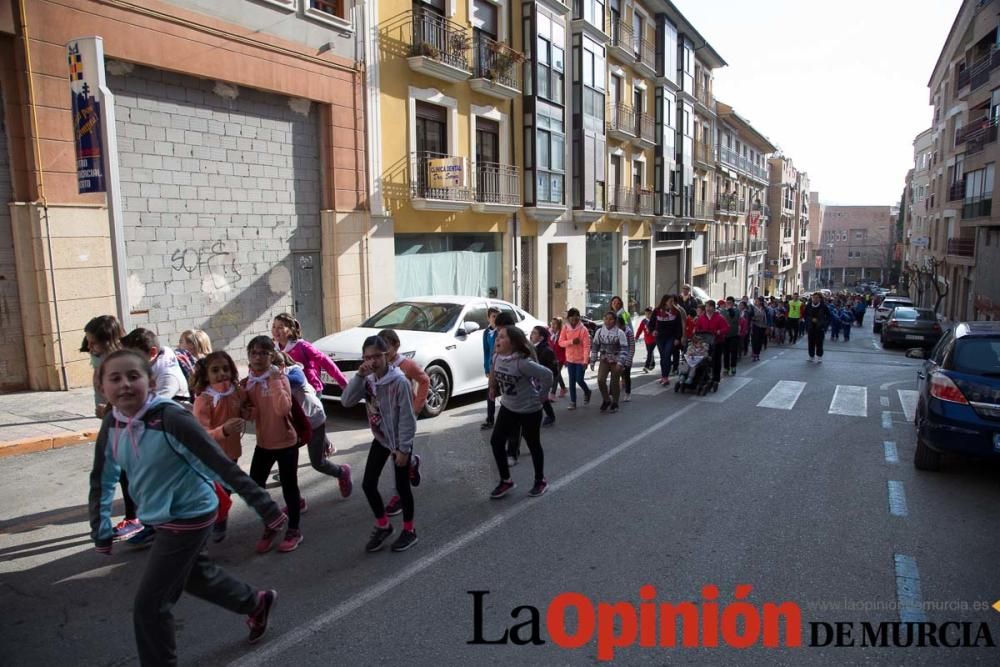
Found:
[459,321,480,336]
[905,348,928,360]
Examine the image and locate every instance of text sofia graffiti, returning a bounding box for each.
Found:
[468,585,803,660]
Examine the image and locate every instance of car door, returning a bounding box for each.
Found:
[451,301,490,394]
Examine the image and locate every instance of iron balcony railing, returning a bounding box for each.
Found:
[694,84,712,109]
[694,140,714,164]
[636,189,654,215]
[714,240,739,257]
[948,182,965,201]
[738,198,748,213]
[607,103,637,136]
[636,111,655,143]
[473,35,523,91]
[962,196,993,219]
[750,239,767,253]
[410,151,472,202]
[968,44,1000,91]
[410,10,471,73]
[475,162,520,206]
[609,16,632,53]
[947,238,976,257]
[963,118,999,155]
[693,200,715,219]
[717,193,738,213]
[655,192,675,217]
[634,35,655,72]
[609,186,638,214]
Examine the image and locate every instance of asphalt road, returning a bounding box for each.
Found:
[2,320,999,665]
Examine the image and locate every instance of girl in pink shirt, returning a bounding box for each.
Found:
[271,313,347,392]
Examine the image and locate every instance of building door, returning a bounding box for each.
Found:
[548,243,568,318]
[415,101,448,197]
[475,117,500,202]
[291,252,322,342]
[654,250,679,299]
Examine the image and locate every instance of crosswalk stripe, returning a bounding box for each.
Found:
[693,376,753,404]
[756,380,806,410]
[829,385,868,417]
[898,389,918,423]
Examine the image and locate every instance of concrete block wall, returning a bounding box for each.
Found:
[0,87,27,389]
[108,64,322,356]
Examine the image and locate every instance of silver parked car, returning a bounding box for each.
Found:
[873,296,914,333]
[312,296,545,417]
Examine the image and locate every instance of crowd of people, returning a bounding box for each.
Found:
[84,286,872,664]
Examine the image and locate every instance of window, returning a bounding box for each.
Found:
[534,101,565,204]
[576,0,605,33]
[535,14,565,104]
[963,163,994,218]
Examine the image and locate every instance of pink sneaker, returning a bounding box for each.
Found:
[278,529,303,553]
[559,387,568,397]
[256,527,280,554]
[338,464,353,498]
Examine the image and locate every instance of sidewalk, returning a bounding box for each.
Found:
[0,388,101,458]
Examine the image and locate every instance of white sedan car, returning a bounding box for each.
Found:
[313,296,545,417]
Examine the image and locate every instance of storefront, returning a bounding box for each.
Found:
[585,232,619,319]
[395,233,503,298]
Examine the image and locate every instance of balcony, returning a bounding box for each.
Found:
[636,189,655,216]
[633,35,656,78]
[694,84,713,111]
[963,196,993,219]
[408,11,472,83]
[469,35,523,99]
[948,182,965,201]
[714,240,740,258]
[693,200,715,220]
[633,111,655,147]
[962,118,999,155]
[946,237,976,257]
[693,140,714,166]
[409,151,472,211]
[716,193,738,215]
[472,162,521,213]
[607,103,637,141]
[608,186,638,218]
[968,44,1000,92]
[607,16,633,63]
[750,239,767,253]
[719,145,739,169]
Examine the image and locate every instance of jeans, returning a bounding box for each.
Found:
[642,342,656,369]
[362,440,414,522]
[249,446,301,529]
[597,360,622,403]
[656,337,674,378]
[842,326,851,342]
[491,407,544,482]
[787,318,800,343]
[566,363,589,404]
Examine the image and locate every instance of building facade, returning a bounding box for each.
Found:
[922,0,1000,321]
[765,155,806,296]
[816,206,898,289]
[803,190,824,290]
[0,0,366,390]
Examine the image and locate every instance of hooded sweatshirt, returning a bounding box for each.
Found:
[243,366,296,449]
[151,346,190,400]
[558,321,592,365]
[342,365,417,453]
[491,353,553,413]
[286,364,327,429]
[88,396,284,549]
[280,338,347,393]
[193,380,244,461]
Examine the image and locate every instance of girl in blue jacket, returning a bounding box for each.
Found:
[89,349,287,665]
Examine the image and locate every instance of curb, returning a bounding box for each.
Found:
[0,430,98,458]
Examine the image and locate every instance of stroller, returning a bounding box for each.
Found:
[675,333,717,395]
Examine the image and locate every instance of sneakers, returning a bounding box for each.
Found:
[125,526,156,549]
[559,387,568,397]
[584,390,592,405]
[529,479,548,497]
[623,392,631,402]
[480,419,494,430]
[256,526,281,554]
[385,495,402,517]
[112,518,143,542]
[409,454,421,487]
[808,356,815,363]
[507,455,518,468]
[816,357,823,364]
[277,529,303,553]
[542,415,555,427]
[599,400,611,412]
[490,480,516,499]
[610,403,619,414]
[280,497,307,516]
[338,463,353,498]
[365,524,394,552]
[247,590,277,644]
[212,520,227,543]
[390,529,419,552]
[567,401,577,410]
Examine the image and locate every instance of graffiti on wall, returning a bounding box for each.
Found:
[170,241,243,291]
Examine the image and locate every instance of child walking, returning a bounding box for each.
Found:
[557,308,592,409]
[88,349,286,665]
[635,307,657,372]
[530,326,558,427]
[549,317,568,398]
[590,312,629,413]
[176,329,212,381]
[243,336,304,553]
[342,335,420,553]
[190,351,245,542]
[488,326,553,499]
[121,328,191,403]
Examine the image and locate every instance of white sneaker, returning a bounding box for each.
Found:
[623,393,631,402]
[816,358,823,364]
[808,356,815,363]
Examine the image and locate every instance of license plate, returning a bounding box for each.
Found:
[994,434,1000,453]
[905,335,923,340]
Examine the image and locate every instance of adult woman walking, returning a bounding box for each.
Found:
[750,296,768,361]
[650,295,684,386]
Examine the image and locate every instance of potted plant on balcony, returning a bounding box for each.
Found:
[485,42,523,84]
[412,41,440,59]
[449,31,472,56]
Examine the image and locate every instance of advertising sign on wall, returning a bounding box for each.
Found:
[428,156,463,189]
[67,38,107,194]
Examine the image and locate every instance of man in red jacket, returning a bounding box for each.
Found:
[694,300,729,384]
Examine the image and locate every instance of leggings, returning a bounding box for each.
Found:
[306,420,345,479]
[362,441,414,522]
[724,337,739,371]
[622,365,632,394]
[133,519,258,666]
[553,362,566,390]
[671,342,681,373]
[249,446,301,530]
[656,337,674,378]
[120,471,137,521]
[542,399,555,420]
[751,325,767,356]
[642,341,656,369]
[566,363,589,403]
[491,406,543,482]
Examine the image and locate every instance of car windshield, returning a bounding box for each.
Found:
[361,302,463,333]
[883,300,911,309]
[892,307,934,321]
[952,338,1000,377]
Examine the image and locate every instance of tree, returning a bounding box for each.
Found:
[910,256,948,314]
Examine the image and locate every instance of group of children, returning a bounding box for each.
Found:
[86,313,425,664]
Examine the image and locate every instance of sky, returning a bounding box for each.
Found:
[677,0,962,206]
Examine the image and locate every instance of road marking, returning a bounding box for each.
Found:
[756,380,806,410]
[872,339,883,351]
[884,441,898,464]
[894,554,927,623]
[888,480,908,516]
[828,385,868,417]
[898,389,918,422]
[880,396,890,407]
[634,378,669,395]
[693,376,753,404]
[231,401,700,666]
[882,411,893,429]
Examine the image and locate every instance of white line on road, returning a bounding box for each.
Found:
[888,480,908,517]
[883,441,898,464]
[693,376,753,404]
[894,554,927,623]
[872,339,883,351]
[231,401,699,666]
[828,385,868,417]
[897,389,918,423]
[880,396,890,407]
[756,380,806,410]
[882,411,893,430]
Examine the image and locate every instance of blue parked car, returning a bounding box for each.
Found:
[908,321,1000,470]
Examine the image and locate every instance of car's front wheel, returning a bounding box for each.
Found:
[420,364,451,418]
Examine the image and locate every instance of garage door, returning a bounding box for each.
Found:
[109,64,322,354]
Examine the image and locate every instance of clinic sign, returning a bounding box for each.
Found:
[67,38,108,194]
[428,156,464,189]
